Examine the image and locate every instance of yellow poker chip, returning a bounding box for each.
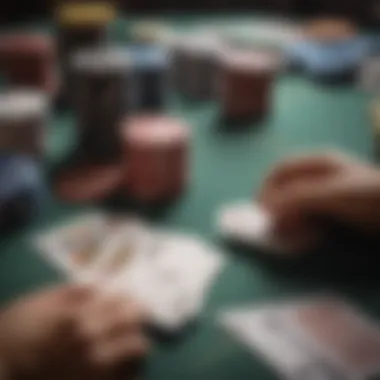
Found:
[56,2,116,27]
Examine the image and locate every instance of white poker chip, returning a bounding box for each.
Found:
[0,90,49,121]
[72,47,132,73]
[217,201,284,253]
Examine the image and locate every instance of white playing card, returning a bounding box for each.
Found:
[219,304,358,380]
[217,201,285,253]
[90,228,225,331]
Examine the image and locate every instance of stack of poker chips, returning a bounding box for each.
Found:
[0,90,49,157]
[170,34,222,101]
[0,34,58,96]
[71,47,131,162]
[122,115,190,203]
[0,91,49,228]
[55,1,116,105]
[219,49,280,123]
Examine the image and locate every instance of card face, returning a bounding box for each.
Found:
[111,231,226,331]
[286,298,380,378]
[35,213,108,277]
[220,297,380,380]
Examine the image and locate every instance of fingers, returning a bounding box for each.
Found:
[259,152,347,208]
[75,292,150,370]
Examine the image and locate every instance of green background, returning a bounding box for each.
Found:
[0,16,378,380]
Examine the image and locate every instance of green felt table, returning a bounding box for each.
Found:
[0,15,379,380]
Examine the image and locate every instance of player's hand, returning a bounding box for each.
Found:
[259,152,380,247]
[0,285,149,380]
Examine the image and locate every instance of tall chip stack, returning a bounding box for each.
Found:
[122,115,190,204]
[219,49,280,123]
[55,1,116,105]
[170,35,222,101]
[71,47,131,163]
[0,91,49,157]
[0,34,58,96]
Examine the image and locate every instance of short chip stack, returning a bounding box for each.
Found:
[0,90,49,157]
[0,34,58,95]
[55,1,116,104]
[122,115,190,203]
[219,49,280,122]
[71,47,131,162]
[171,35,222,101]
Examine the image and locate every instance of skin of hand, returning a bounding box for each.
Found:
[0,285,149,380]
[259,152,380,249]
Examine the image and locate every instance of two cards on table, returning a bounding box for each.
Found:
[220,296,380,380]
[35,213,225,331]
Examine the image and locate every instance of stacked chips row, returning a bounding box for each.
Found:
[169,34,281,122]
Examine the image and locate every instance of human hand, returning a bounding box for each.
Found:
[0,284,149,380]
[259,152,380,249]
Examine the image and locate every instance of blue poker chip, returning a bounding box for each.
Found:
[128,44,170,71]
[284,36,375,80]
[0,154,46,229]
[127,45,170,111]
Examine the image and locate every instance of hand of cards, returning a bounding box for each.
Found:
[35,213,225,331]
[220,297,380,380]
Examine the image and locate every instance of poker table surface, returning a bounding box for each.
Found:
[0,15,379,380]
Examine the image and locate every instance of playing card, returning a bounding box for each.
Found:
[217,201,285,253]
[109,230,226,331]
[35,213,108,277]
[284,297,380,378]
[220,297,380,380]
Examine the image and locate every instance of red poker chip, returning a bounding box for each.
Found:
[54,163,124,202]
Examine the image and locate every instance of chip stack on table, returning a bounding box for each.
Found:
[55,1,116,104]
[170,35,222,101]
[128,45,170,111]
[219,49,280,123]
[0,34,58,96]
[122,115,190,204]
[0,90,49,158]
[71,47,131,162]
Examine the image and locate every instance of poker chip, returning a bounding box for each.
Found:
[54,163,124,203]
[122,115,190,203]
[219,49,280,122]
[128,45,170,111]
[0,90,49,157]
[284,37,373,82]
[0,34,58,95]
[55,1,116,27]
[0,153,45,228]
[303,18,357,43]
[170,34,223,100]
[71,47,131,162]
